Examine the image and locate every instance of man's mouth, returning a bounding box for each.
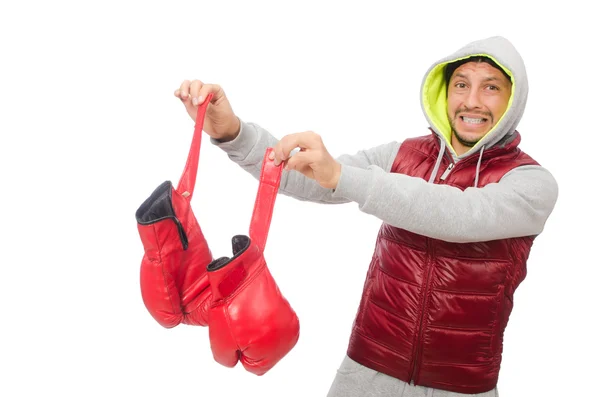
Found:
[460,116,488,124]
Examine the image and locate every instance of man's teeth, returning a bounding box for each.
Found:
[462,117,485,124]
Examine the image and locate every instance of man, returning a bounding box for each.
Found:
[174,36,558,396]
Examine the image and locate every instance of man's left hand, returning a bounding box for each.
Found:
[269,131,341,190]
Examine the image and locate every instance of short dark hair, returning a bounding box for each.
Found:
[444,56,511,87]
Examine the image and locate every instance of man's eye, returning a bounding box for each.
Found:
[455,83,466,88]
[486,85,499,91]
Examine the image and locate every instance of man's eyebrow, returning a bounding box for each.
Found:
[483,76,512,86]
[452,73,511,85]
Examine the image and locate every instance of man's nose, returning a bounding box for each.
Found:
[464,88,483,109]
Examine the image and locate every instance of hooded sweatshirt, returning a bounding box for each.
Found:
[211,36,558,394]
[211,36,558,244]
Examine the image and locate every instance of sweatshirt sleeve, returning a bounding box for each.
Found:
[331,163,559,242]
[211,120,401,204]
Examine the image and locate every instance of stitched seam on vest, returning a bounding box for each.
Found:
[380,236,512,263]
[409,242,434,382]
[506,239,520,297]
[393,143,440,175]
[426,323,493,332]
[377,263,420,287]
[355,256,379,328]
[380,234,427,253]
[421,360,493,368]
[403,145,439,162]
[354,328,411,361]
[368,295,414,323]
[416,254,435,383]
[489,286,503,359]
[432,287,498,297]
[492,240,520,361]
[434,255,511,263]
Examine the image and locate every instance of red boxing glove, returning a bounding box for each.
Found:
[206,149,300,375]
[135,94,214,327]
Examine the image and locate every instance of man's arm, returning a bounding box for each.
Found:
[211,120,401,204]
[331,163,559,242]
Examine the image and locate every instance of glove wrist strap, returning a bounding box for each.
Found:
[176,93,214,200]
[249,147,283,252]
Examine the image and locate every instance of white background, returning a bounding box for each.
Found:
[1,1,598,396]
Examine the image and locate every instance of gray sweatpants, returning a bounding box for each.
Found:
[326,356,499,397]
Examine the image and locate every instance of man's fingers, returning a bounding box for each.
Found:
[274,135,298,166]
[178,80,192,100]
[189,80,204,105]
[284,151,315,171]
[273,132,322,165]
[198,84,223,105]
[176,81,223,107]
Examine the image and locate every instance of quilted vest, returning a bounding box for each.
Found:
[346,130,539,394]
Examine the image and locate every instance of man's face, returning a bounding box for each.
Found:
[447,61,512,148]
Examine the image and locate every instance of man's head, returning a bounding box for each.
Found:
[445,56,512,152]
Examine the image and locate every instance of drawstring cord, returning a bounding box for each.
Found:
[428,138,446,183]
[428,137,486,187]
[474,145,485,187]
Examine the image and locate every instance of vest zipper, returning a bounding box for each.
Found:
[440,162,454,180]
[408,238,436,384]
[410,155,454,382]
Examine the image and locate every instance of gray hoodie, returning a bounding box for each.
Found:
[211,36,558,244]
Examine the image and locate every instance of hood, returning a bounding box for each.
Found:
[420,36,528,160]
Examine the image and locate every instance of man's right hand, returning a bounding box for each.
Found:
[174,80,241,142]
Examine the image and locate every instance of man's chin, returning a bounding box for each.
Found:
[453,130,487,147]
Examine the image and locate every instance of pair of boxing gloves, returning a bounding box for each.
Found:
[135,94,299,375]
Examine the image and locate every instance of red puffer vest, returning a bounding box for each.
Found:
[347,130,539,394]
